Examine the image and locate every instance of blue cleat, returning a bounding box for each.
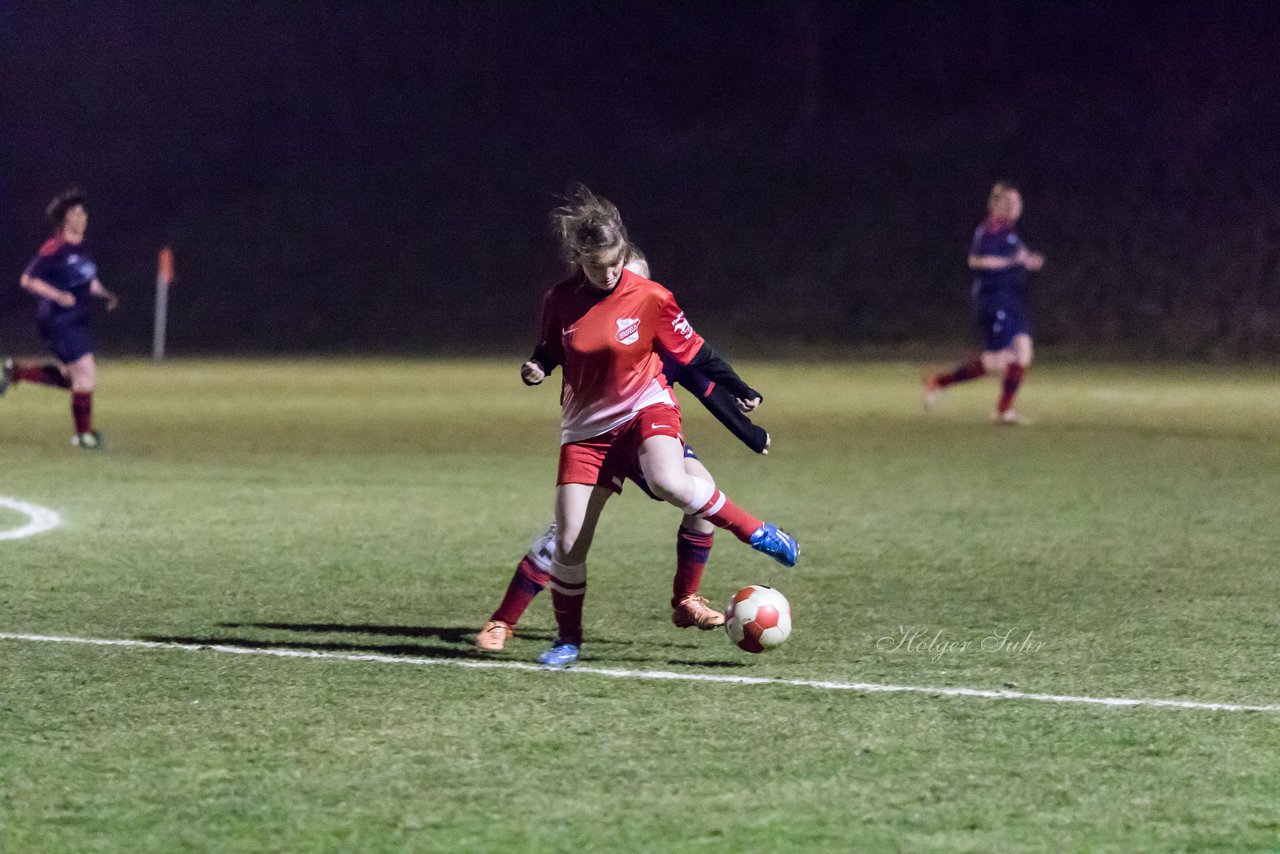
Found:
[749,523,799,567]
[538,642,580,669]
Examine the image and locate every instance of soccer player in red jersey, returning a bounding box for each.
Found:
[519,185,798,668]
[924,182,1044,424]
[476,249,771,652]
[2,189,118,449]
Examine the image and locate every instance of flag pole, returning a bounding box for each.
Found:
[153,246,174,363]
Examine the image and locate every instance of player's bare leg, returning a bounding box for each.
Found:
[638,436,798,567]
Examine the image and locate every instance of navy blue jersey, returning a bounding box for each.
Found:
[24,238,97,325]
[969,219,1027,302]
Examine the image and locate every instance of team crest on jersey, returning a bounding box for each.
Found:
[615,317,640,345]
[670,311,693,340]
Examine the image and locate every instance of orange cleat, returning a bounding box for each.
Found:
[671,594,725,630]
[476,619,513,652]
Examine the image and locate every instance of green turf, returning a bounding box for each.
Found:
[2,358,1278,852]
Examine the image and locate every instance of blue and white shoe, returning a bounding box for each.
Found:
[538,642,580,669]
[749,523,799,567]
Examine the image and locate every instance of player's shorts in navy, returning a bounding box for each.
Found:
[974,298,1030,352]
[38,318,93,364]
[631,444,700,501]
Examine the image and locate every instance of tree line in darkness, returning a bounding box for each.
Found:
[1,1,1276,357]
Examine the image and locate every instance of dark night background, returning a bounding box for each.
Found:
[2,1,1278,358]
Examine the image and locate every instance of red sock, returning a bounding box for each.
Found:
[491,555,550,626]
[14,363,72,389]
[997,364,1025,413]
[548,560,586,646]
[697,491,763,544]
[550,590,584,646]
[72,391,93,434]
[672,528,714,605]
[937,357,986,388]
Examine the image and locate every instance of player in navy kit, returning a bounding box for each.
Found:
[2,189,118,448]
[476,247,771,652]
[924,182,1043,424]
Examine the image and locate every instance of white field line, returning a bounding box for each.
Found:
[2,631,1278,714]
[0,497,62,541]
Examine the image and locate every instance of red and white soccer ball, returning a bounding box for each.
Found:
[724,585,792,653]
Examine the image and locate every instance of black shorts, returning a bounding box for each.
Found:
[39,319,93,364]
[975,299,1030,352]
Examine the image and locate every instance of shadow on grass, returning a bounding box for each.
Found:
[221,621,480,644]
[219,621,687,649]
[139,630,747,669]
[218,622,665,647]
[139,619,725,667]
[141,633,478,660]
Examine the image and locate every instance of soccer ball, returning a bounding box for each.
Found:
[724,585,792,653]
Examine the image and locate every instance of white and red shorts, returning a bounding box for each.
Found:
[557,403,684,494]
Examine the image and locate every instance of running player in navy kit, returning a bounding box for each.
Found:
[476,247,771,652]
[924,182,1043,424]
[1,189,118,448]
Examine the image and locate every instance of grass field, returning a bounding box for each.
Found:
[2,358,1278,852]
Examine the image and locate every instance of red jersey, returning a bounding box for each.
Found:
[531,268,705,444]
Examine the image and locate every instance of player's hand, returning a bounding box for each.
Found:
[761,432,771,455]
[103,293,119,311]
[1024,251,1045,272]
[737,395,761,413]
[521,360,545,385]
[57,293,76,308]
